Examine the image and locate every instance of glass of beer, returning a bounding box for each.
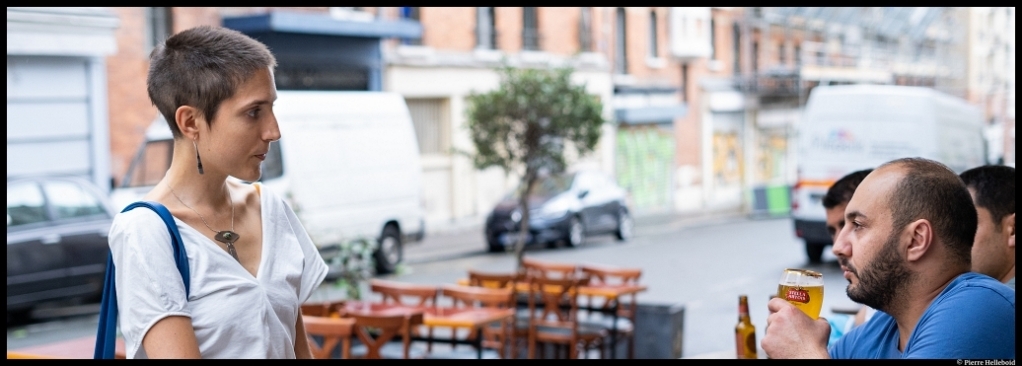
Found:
[777,268,824,319]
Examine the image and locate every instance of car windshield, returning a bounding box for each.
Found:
[506,173,575,200]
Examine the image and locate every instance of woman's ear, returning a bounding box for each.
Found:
[175,105,203,140]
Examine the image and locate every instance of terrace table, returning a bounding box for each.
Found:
[341,301,515,359]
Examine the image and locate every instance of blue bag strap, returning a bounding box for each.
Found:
[94,201,190,359]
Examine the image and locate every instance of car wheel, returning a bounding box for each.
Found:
[615,208,634,242]
[566,216,585,248]
[374,224,403,275]
[805,241,827,264]
[487,234,504,253]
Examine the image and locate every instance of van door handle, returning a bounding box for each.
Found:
[41,233,62,245]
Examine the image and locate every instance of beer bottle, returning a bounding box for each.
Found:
[735,295,758,359]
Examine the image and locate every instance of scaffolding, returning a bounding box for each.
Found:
[738,7,968,99]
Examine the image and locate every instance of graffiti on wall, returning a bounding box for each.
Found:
[712,132,743,187]
[616,125,675,211]
[755,132,788,183]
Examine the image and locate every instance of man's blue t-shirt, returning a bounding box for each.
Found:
[829,272,1015,359]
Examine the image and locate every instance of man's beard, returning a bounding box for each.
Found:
[842,230,912,312]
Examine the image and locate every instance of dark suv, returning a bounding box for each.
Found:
[7,177,114,321]
[484,170,634,252]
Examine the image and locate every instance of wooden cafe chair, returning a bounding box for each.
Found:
[343,312,420,359]
[467,269,522,289]
[467,269,531,358]
[524,275,607,359]
[302,315,355,359]
[439,284,517,359]
[301,299,346,318]
[369,279,440,352]
[579,264,643,359]
[521,257,579,279]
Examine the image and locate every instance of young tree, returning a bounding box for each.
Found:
[464,65,607,268]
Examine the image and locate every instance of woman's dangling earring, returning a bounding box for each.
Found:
[193,140,204,175]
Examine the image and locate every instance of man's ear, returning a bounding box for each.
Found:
[175,106,203,140]
[905,219,933,262]
[1004,213,1015,250]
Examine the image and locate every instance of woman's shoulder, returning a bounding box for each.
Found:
[112,203,168,228]
[109,203,175,247]
[232,179,290,210]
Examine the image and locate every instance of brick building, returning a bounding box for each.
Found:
[102,7,742,231]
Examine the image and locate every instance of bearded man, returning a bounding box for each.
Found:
[762,158,1015,359]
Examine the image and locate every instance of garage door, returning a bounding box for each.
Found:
[7,56,94,182]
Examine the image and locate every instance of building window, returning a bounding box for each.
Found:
[709,17,717,60]
[733,22,741,73]
[615,8,628,74]
[476,7,496,49]
[681,63,689,103]
[752,41,759,72]
[406,98,450,155]
[523,7,539,51]
[778,43,786,65]
[794,43,802,66]
[400,7,421,46]
[579,7,593,52]
[648,11,659,58]
[144,7,173,54]
[275,66,369,91]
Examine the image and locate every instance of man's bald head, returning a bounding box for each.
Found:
[876,158,977,267]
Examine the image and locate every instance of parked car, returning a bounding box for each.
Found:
[7,176,115,322]
[484,170,634,252]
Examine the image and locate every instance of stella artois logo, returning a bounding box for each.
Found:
[785,287,810,304]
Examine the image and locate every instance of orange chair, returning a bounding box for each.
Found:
[579,264,643,359]
[467,269,522,289]
[344,312,421,359]
[521,258,579,279]
[303,315,355,359]
[302,300,346,317]
[368,279,440,352]
[440,285,517,358]
[524,275,606,359]
[467,270,531,358]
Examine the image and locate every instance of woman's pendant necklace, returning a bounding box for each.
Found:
[214,231,240,260]
[168,182,241,262]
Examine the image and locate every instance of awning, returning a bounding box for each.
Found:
[7,7,119,57]
[223,10,422,39]
[615,104,688,125]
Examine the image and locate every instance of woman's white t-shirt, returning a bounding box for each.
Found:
[108,183,329,359]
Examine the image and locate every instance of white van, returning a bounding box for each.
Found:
[111,91,425,274]
[791,85,986,263]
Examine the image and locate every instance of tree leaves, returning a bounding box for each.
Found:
[464,65,607,267]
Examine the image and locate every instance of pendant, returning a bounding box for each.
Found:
[215,230,240,245]
[215,231,241,261]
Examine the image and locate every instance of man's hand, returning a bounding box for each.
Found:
[761,298,832,359]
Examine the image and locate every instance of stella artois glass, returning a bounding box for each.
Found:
[777,268,824,319]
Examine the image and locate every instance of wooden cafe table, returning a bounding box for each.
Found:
[340,301,515,359]
[456,277,647,359]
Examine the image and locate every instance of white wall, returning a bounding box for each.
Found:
[386,65,615,232]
